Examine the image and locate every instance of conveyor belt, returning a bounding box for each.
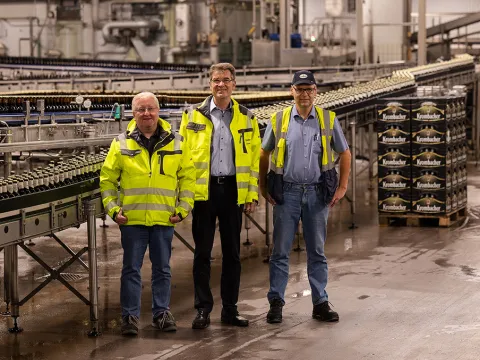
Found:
[0,56,209,74]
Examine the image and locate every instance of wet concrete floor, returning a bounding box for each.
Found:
[2,162,480,359]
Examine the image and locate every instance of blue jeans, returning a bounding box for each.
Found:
[267,182,330,305]
[120,225,174,319]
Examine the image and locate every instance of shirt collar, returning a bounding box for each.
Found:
[136,123,161,140]
[210,98,232,112]
[292,105,316,121]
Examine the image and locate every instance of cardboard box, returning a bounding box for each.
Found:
[378,190,411,213]
[378,145,411,169]
[378,168,411,191]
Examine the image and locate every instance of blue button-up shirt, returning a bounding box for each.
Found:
[210,99,235,176]
[262,106,349,184]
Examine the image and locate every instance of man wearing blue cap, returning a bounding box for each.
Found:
[259,70,351,324]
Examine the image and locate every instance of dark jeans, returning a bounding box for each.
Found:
[120,225,174,319]
[267,182,330,305]
[192,176,243,315]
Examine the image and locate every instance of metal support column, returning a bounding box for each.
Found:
[476,76,480,164]
[263,201,271,263]
[243,213,253,246]
[368,121,375,190]
[349,118,357,229]
[474,77,478,163]
[85,201,101,337]
[356,0,364,64]
[403,0,412,61]
[4,128,12,177]
[2,247,11,316]
[418,0,427,65]
[5,244,22,333]
[280,0,288,54]
[359,126,365,159]
[252,0,257,39]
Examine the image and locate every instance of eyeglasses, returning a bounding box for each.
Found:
[293,87,316,95]
[134,107,158,114]
[210,78,234,85]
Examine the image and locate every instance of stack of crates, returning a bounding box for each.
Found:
[377,98,412,213]
[411,97,467,214]
[376,96,468,216]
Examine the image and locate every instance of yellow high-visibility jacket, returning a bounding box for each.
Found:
[100,118,196,226]
[270,105,337,173]
[179,96,261,204]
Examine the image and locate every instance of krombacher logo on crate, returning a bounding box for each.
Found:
[378,148,410,167]
[378,125,409,145]
[412,101,445,122]
[378,171,410,190]
[412,149,445,167]
[412,171,445,191]
[377,101,409,122]
[412,125,444,145]
[378,193,410,212]
[412,194,445,213]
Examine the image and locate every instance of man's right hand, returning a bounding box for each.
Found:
[115,208,128,225]
[260,185,276,206]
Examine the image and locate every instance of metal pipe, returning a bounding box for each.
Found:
[4,245,20,318]
[350,116,357,224]
[365,0,374,63]
[403,0,412,61]
[418,0,427,65]
[363,23,414,26]
[356,0,364,64]
[166,47,183,64]
[92,0,99,57]
[252,0,256,39]
[23,100,30,142]
[260,0,266,34]
[85,200,100,336]
[265,198,270,253]
[368,121,375,188]
[4,128,12,177]
[280,0,286,52]
[3,245,12,312]
[476,75,480,163]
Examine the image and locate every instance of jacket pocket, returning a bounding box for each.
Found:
[157,150,182,176]
[238,128,253,154]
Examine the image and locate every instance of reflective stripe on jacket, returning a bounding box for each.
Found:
[270,106,336,174]
[100,118,196,226]
[179,96,261,204]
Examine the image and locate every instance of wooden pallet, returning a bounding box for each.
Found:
[378,207,467,227]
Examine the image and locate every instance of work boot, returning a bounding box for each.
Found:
[312,301,339,322]
[266,298,284,324]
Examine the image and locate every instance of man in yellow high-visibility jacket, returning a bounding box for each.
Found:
[259,70,351,325]
[100,91,196,336]
[179,63,261,329]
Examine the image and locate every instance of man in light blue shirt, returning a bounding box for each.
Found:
[259,70,351,324]
[210,100,235,176]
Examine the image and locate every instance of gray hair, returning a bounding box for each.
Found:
[209,63,236,80]
[132,91,160,110]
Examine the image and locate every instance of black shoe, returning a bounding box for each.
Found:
[121,315,139,336]
[152,310,177,332]
[266,298,283,324]
[221,311,249,327]
[192,309,210,329]
[312,301,339,322]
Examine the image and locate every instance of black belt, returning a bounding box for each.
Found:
[211,175,236,185]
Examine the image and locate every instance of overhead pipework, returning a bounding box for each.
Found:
[101,19,162,44]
